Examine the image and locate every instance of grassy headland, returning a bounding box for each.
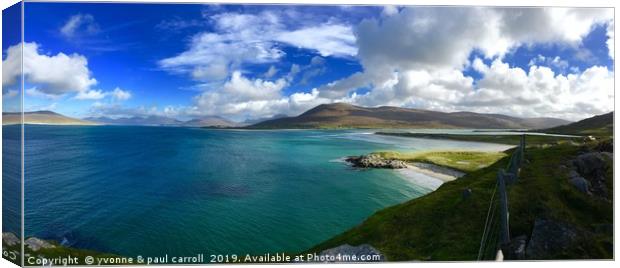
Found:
[308,140,612,260]
[373,151,507,173]
[308,112,613,260]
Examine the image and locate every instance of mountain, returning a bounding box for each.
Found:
[181,116,238,128]
[249,103,570,129]
[2,111,99,125]
[85,115,238,128]
[541,112,613,136]
[85,115,183,126]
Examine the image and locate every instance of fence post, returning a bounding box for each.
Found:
[520,134,525,165]
[497,169,510,247]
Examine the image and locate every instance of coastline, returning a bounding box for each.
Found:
[394,163,464,191]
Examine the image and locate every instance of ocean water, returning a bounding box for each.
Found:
[11,125,511,257]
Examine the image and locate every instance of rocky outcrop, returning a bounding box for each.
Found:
[2,232,19,246]
[569,152,612,199]
[24,237,55,251]
[525,218,579,259]
[318,244,385,262]
[346,154,408,169]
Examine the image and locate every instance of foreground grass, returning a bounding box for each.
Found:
[307,140,613,260]
[3,239,124,266]
[373,151,507,173]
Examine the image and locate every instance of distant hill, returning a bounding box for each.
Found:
[541,112,613,136]
[250,103,570,129]
[2,111,99,125]
[85,115,238,128]
[181,116,239,128]
[85,115,183,126]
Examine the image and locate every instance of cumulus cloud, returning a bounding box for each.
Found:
[158,11,356,81]
[111,87,132,101]
[3,42,98,96]
[2,42,134,103]
[317,7,614,120]
[75,89,107,100]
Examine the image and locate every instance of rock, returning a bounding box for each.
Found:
[462,188,472,199]
[568,176,590,194]
[503,235,527,260]
[24,237,55,251]
[570,152,612,199]
[526,218,579,259]
[346,154,408,169]
[317,244,385,262]
[2,232,19,247]
[573,152,607,178]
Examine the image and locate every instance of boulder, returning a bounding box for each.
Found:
[573,152,607,178]
[570,152,612,199]
[462,188,472,199]
[24,237,55,251]
[318,244,385,262]
[346,154,408,169]
[2,232,19,247]
[526,218,579,259]
[568,176,590,194]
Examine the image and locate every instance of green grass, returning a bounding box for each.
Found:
[3,238,125,266]
[306,140,613,260]
[373,151,507,173]
[376,132,580,146]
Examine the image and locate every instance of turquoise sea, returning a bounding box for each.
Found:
[4,125,511,257]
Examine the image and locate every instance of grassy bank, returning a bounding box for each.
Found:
[2,236,123,266]
[376,132,581,146]
[307,140,613,260]
[373,151,507,173]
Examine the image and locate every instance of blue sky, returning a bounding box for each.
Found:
[2,3,615,121]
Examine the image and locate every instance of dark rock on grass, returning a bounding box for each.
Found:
[2,232,19,246]
[573,152,608,178]
[570,152,612,199]
[568,176,590,194]
[346,154,408,169]
[318,244,385,262]
[526,218,579,259]
[462,188,472,199]
[503,235,528,260]
[25,237,55,251]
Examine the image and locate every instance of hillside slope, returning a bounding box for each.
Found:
[250,103,569,129]
[307,141,613,260]
[2,111,98,126]
[541,112,613,137]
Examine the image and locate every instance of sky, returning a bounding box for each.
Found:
[2,3,615,122]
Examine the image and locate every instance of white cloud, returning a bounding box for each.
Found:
[2,89,19,98]
[3,42,98,96]
[316,7,614,120]
[158,11,356,81]
[528,55,569,71]
[264,65,278,78]
[75,87,132,101]
[60,14,100,38]
[606,21,614,59]
[275,24,356,57]
[75,89,107,100]
[111,87,132,101]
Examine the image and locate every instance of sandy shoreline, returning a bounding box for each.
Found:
[395,163,464,191]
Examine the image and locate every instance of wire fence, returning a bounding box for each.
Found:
[477,135,525,260]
